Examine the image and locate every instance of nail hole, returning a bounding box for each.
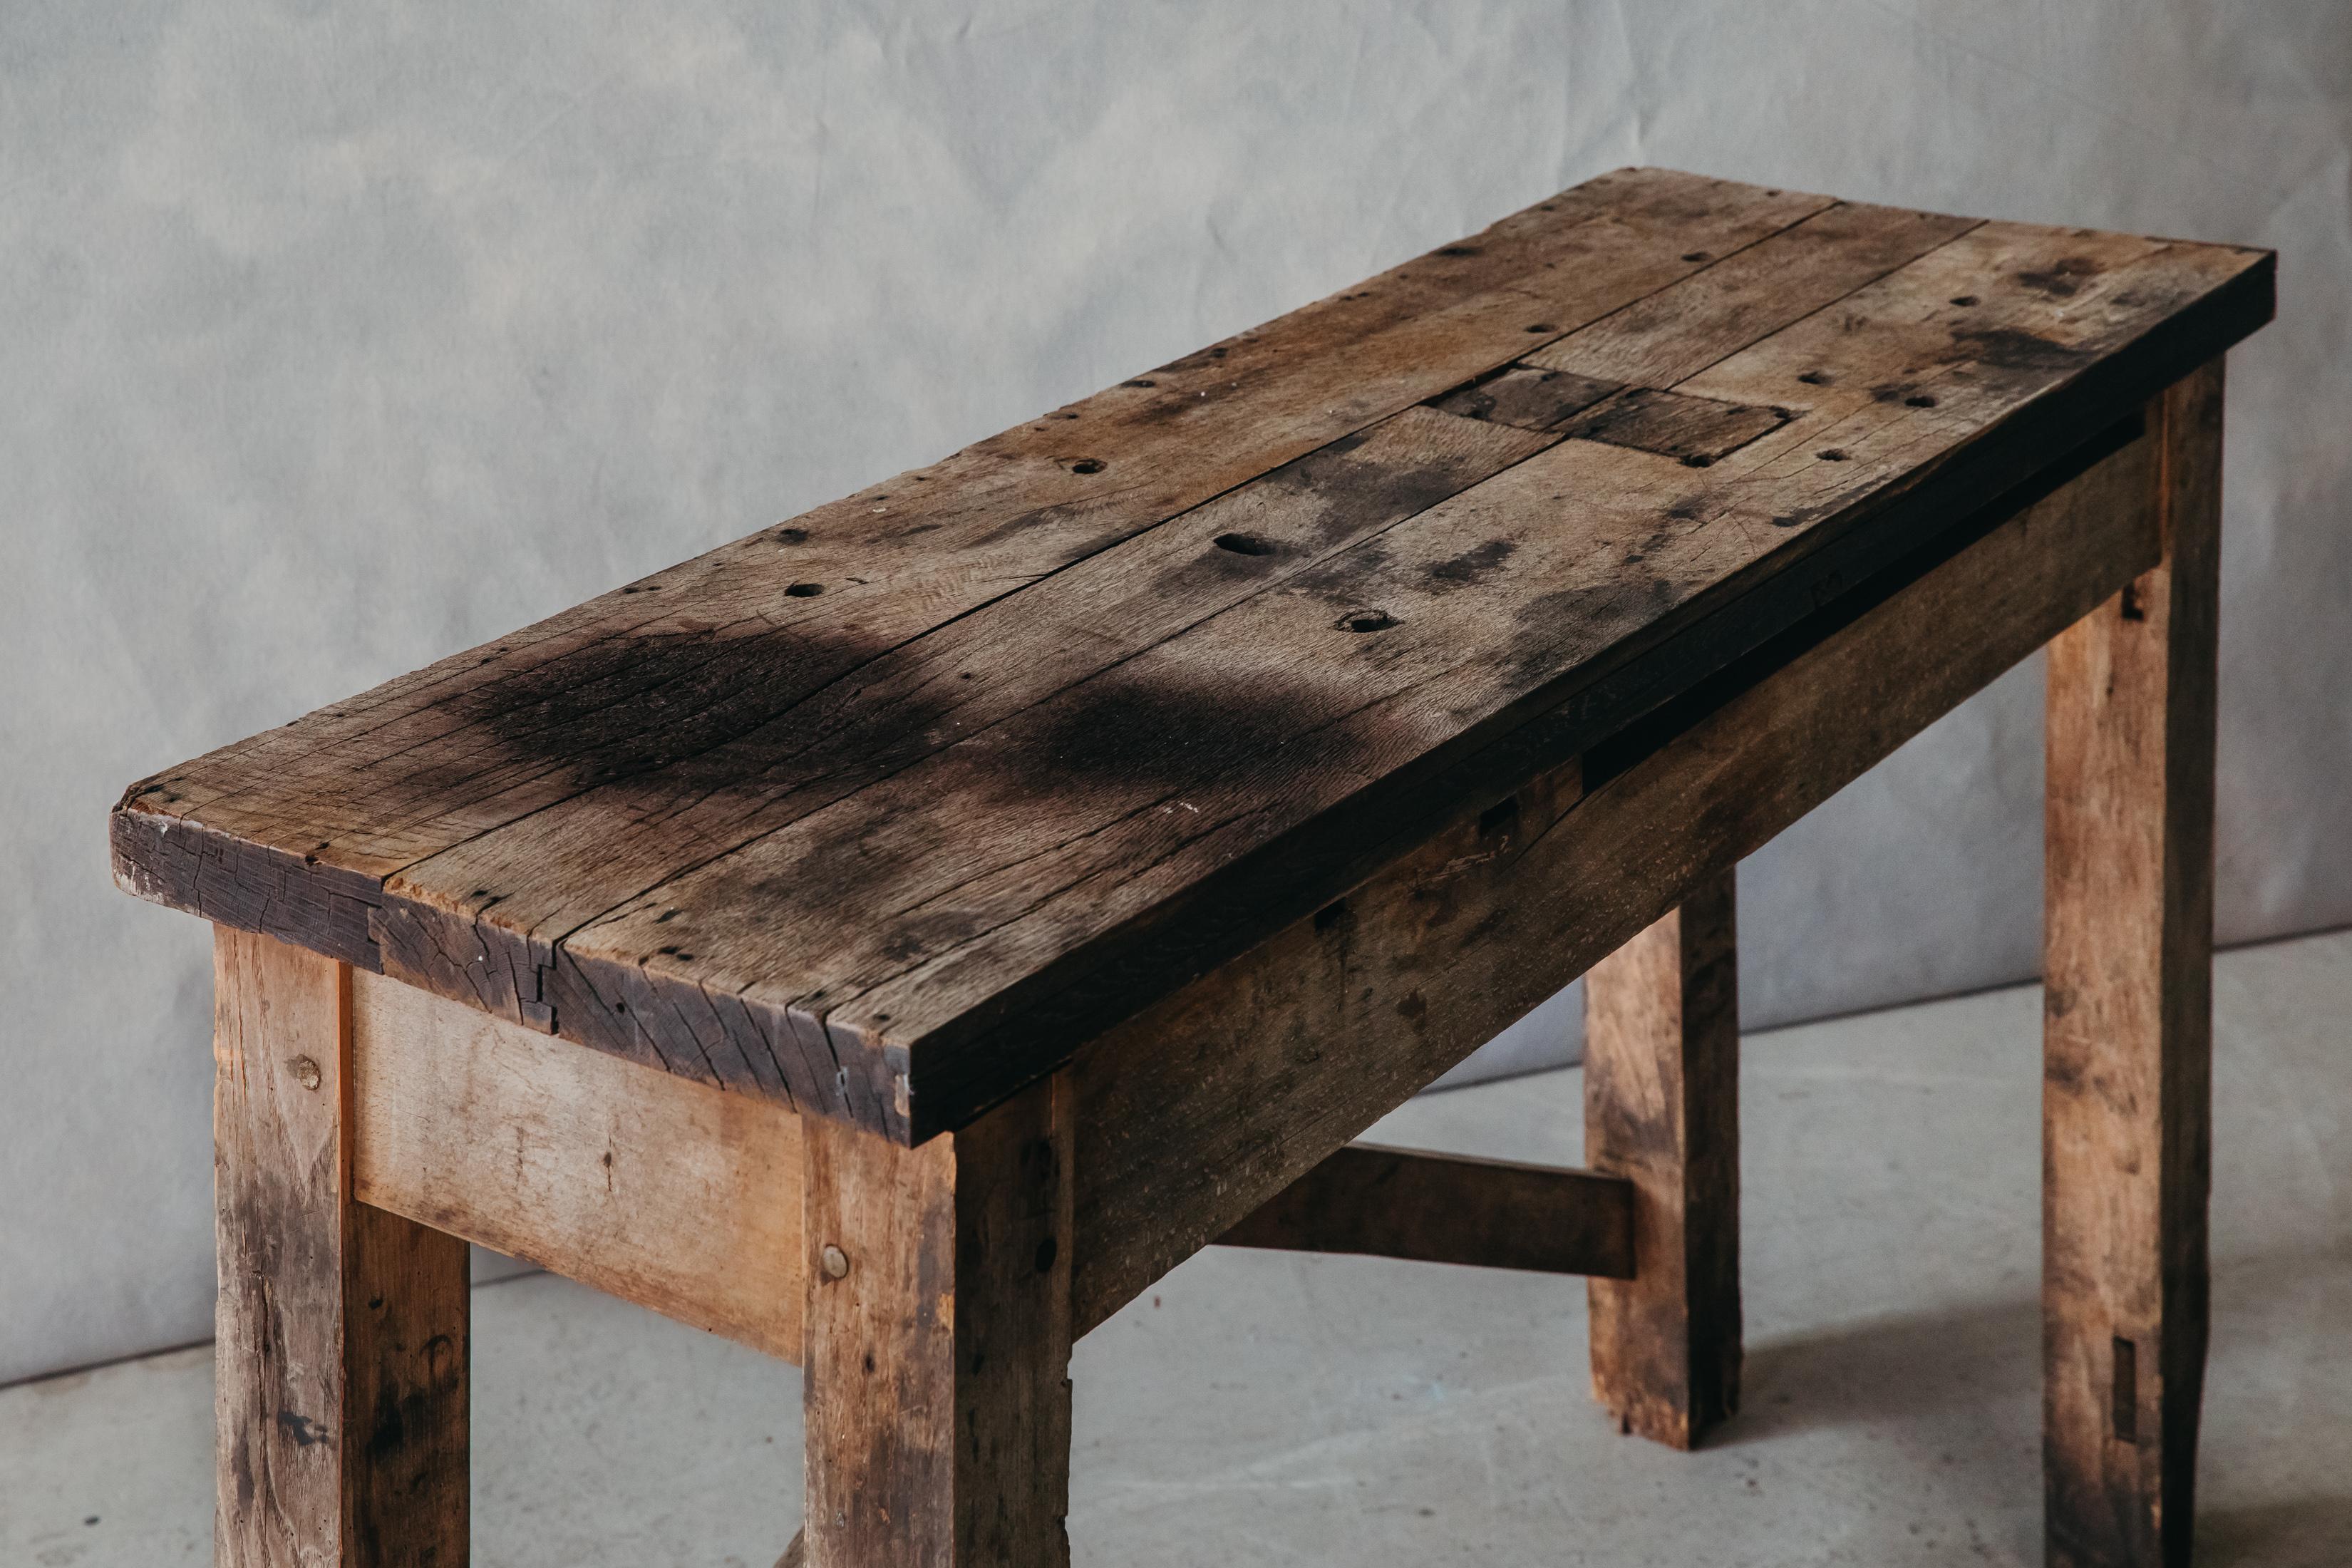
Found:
[1477,796,1520,838]
[1950,294,1979,307]
[1071,458,1106,474]
[1906,394,1939,408]
[1313,899,1349,932]
[1817,448,1850,462]
[1034,1237,1059,1273]
[1338,609,1398,633]
[1797,370,1831,386]
[1123,378,1155,388]
[1524,323,1557,334]
[785,582,825,597]
[1681,454,1714,468]
[1681,250,1709,262]
[775,527,809,544]
[1214,532,1274,556]
[1436,244,1478,257]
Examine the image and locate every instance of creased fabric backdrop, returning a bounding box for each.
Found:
[3,0,2346,1385]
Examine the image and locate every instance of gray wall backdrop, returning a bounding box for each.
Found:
[4,1,2346,1386]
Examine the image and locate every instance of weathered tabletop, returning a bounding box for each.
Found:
[113,167,2271,1143]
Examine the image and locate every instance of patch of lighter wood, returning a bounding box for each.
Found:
[349,968,807,1362]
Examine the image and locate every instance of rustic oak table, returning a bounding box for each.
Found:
[113,167,2272,1567]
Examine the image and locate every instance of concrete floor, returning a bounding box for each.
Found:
[4,929,2346,1566]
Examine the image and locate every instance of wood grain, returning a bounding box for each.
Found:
[1557,386,1786,465]
[119,169,1815,888]
[1584,872,1741,1450]
[553,216,2268,1143]
[110,174,2272,1143]
[1071,424,2163,1334]
[212,927,469,1568]
[1217,1143,1635,1279]
[803,1075,1074,1567]
[2042,361,2223,1568]
[348,966,806,1361]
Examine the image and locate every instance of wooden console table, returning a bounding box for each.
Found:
[113,167,2272,1567]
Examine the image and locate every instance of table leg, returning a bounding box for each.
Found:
[2043,360,2224,1568]
[212,927,470,1567]
[1584,869,1741,1450]
[802,1072,1074,1567]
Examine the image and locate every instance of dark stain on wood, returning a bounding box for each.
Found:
[1953,324,2085,373]
[1427,363,1621,431]
[1026,674,1319,790]
[1425,538,1518,589]
[1557,386,1789,465]
[2016,255,2100,297]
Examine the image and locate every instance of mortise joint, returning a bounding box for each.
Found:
[2112,1335,2138,1443]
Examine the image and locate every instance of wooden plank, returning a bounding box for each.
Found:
[1584,871,1741,1450]
[803,1075,1074,1566]
[212,927,468,1568]
[108,179,2272,1146]
[347,967,807,1363]
[1069,425,2162,1335]
[2042,361,2223,1568]
[1215,1143,1635,1279]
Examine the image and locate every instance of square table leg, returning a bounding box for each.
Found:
[1584,868,1742,1450]
[801,1072,1074,1567]
[212,927,471,1567]
[2043,359,2224,1568]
